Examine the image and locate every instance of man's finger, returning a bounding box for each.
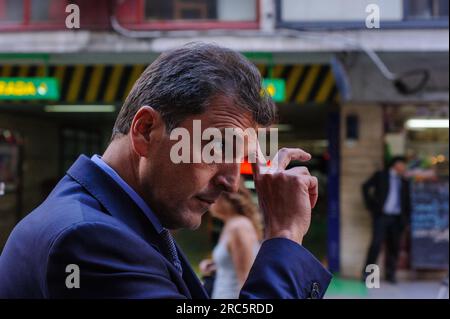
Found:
[271,148,311,172]
[306,176,319,208]
[286,166,310,176]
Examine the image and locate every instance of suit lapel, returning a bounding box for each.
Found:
[67,155,160,247]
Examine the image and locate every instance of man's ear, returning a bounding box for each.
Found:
[130,106,163,158]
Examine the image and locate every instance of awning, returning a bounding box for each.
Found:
[0,63,339,105]
[257,64,340,104]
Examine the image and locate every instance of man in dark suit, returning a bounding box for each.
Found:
[0,43,331,298]
[362,156,411,283]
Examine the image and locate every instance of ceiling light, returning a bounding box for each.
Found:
[405,119,449,129]
[45,105,115,113]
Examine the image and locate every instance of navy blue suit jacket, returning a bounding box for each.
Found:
[0,155,331,298]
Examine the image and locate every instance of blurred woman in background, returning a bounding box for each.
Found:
[200,180,263,299]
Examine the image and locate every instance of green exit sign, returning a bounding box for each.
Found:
[0,77,59,100]
[262,78,285,102]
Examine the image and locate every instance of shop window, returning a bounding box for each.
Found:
[115,0,259,29]
[277,0,448,28]
[405,0,449,20]
[30,0,63,23]
[144,0,256,22]
[0,0,66,27]
[0,0,108,30]
[280,0,403,23]
[0,0,24,23]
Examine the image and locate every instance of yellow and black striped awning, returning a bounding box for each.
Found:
[0,64,339,104]
[257,64,339,104]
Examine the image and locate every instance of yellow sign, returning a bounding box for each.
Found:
[262,79,285,102]
[0,77,59,100]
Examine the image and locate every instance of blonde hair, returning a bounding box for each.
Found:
[221,179,263,240]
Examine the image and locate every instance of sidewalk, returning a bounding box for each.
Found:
[325,277,447,299]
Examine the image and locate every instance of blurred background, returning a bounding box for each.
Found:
[0,0,448,299]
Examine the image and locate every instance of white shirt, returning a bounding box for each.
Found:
[383,169,402,215]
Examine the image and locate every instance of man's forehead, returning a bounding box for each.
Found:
[199,96,256,130]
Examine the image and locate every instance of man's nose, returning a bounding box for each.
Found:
[214,163,240,193]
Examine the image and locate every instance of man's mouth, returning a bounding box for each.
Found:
[195,196,217,205]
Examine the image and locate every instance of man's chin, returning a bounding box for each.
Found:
[183,212,204,230]
[167,210,204,230]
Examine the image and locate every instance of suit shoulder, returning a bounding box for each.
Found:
[44,220,170,297]
[3,176,120,265]
[48,220,158,259]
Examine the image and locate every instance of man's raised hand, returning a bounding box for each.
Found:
[251,147,318,245]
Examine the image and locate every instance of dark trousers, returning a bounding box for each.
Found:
[364,214,404,280]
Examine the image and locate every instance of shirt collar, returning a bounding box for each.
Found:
[389,168,399,178]
[91,154,163,233]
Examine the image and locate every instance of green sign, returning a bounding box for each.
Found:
[0,77,59,100]
[262,78,285,102]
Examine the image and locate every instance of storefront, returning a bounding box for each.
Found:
[384,103,449,272]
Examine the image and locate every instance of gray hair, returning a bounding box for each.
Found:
[111,42,277,139]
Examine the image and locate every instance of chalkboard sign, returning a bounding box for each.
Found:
[411,179,449,269]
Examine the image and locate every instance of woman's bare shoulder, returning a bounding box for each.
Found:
[227,216,255,234]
